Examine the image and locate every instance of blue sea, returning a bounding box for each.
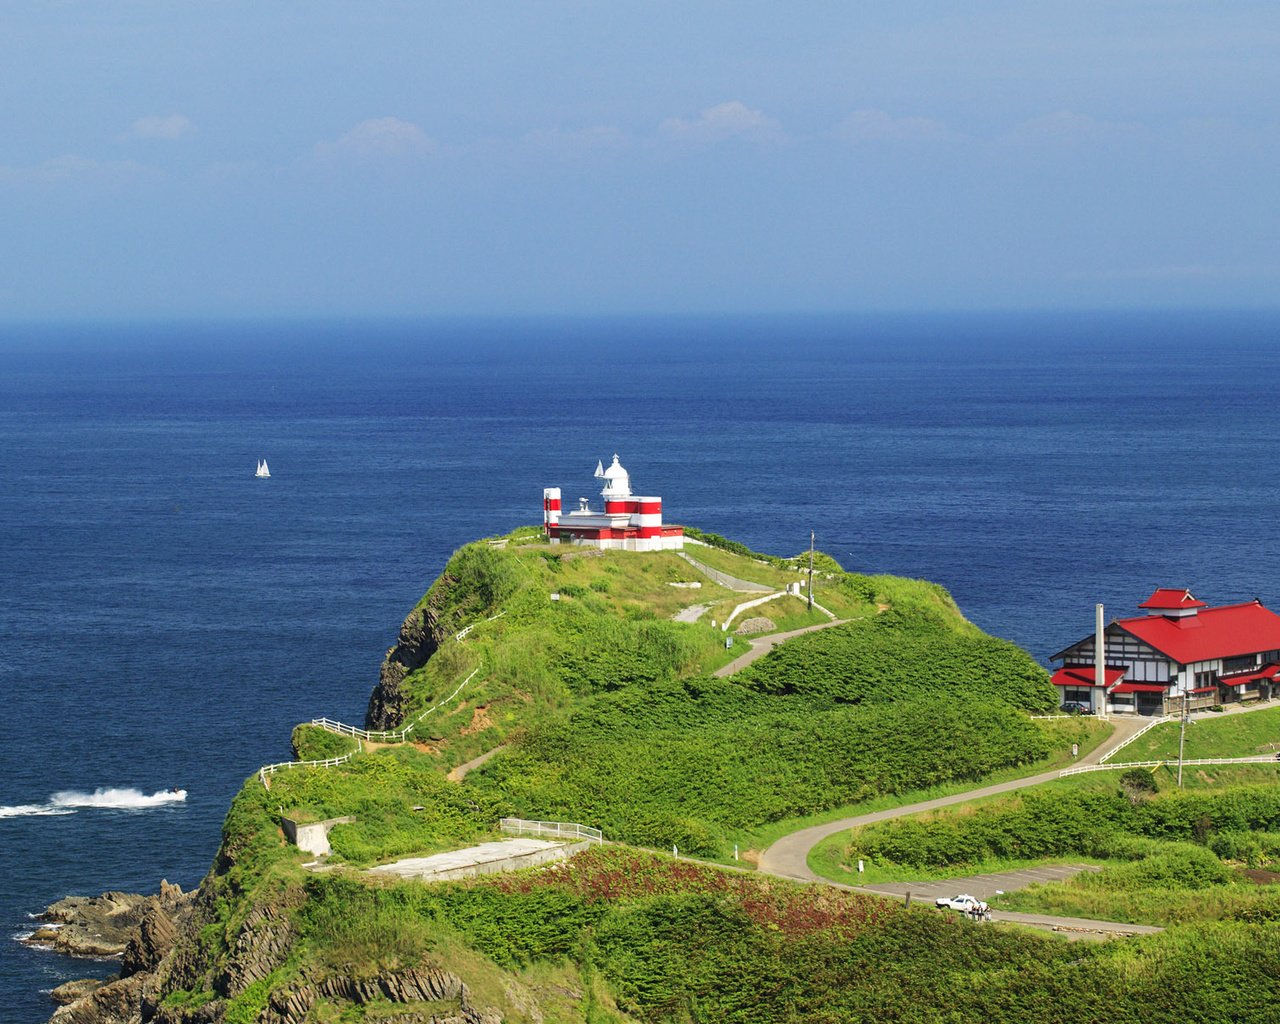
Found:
[3,311,1280,1019]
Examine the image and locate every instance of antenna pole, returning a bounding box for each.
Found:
[808,531,814,611]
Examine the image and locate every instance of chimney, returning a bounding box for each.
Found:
[1095,603,1108,720]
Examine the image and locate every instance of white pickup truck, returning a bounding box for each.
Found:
[935,894,989,914]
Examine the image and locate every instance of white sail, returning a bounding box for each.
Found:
[256,459,270,478]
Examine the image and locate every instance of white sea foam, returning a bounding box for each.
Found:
[50,787,187,810]
[0,804,73,819]
[0,788,186,819]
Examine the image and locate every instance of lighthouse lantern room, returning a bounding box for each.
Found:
[543,455,684,552]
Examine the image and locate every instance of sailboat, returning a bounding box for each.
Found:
[255,459,270,479]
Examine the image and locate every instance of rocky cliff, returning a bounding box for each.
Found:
[364,582,454,730]
[37,876,501,1024]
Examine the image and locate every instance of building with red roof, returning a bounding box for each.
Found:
[542,455,685,553]
[1052,588,1280,715]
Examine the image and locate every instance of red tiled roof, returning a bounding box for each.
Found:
[1138,587,1207,611]
[1117,600,1280,664]
[1110,683,1168,695]
[1220,664,1280,686]
[1052,666,1126,687]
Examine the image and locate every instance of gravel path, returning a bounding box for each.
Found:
[713,618,852,677]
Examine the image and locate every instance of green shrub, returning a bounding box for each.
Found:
[291,724,358,762]
[740,612,1057,711]
[1119,767,1159,804]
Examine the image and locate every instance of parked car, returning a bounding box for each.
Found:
[935,894,988,913]
[1060,701,1093,715]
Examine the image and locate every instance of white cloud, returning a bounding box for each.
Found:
[658,101,783,144]
[315,117,436,162]
[126,114,193,141]
[833,109,955,143]
[0,154,157,187]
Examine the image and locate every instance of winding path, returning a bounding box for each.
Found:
[759,716,1148,883]
[713,618,853,677]
[756,716,1160,936]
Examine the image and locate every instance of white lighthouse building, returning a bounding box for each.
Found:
[543,455,684,552]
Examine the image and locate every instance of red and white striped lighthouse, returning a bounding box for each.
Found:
[543,454,684,552]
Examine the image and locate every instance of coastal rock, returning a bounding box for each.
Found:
[49,980,105,1005]
[48,971,147,1024]
[366,588,453,730]
[30,882,192,963]
[31,892,153,958]
[120,898,180,977]
[34,883,195,1024]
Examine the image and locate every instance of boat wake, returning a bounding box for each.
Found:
[0,788,187,819]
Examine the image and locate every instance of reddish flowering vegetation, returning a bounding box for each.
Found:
[483,847,900,938]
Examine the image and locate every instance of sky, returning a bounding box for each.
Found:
[2,2,1279,319]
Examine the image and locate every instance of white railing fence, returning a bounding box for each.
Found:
[1061,754,1280,777]
[1099,717,1165,763]
[259,741,363,789]
[310,667,480,744]
[258,665,481,789]
[500,817,604,844]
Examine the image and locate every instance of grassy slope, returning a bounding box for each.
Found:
[165,529,1280,1023]
[1122,704,1280,761]
[812,765,1280,927]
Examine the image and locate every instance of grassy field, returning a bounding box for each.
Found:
[1122,703,1280,761]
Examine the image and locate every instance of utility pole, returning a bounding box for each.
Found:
[1177,691,1190,788]
[808,531,815,611]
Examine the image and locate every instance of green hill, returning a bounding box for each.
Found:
[111,529,1280,1023]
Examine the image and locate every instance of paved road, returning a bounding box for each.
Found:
[713,618,853,677]
[861,863,1101,904]
[759,716,1146,884]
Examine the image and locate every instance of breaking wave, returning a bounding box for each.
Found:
[0,788,186,819]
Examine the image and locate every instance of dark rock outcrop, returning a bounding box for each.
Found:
[49,972,149,1024]
[30,884,189,961]
[121,882,187,977]
[50,980,105,1006]
[214,887,304,997]
[366,586,453,730]
[262,964,500,1024]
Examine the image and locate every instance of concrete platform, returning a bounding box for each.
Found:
[367,837,588,882]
